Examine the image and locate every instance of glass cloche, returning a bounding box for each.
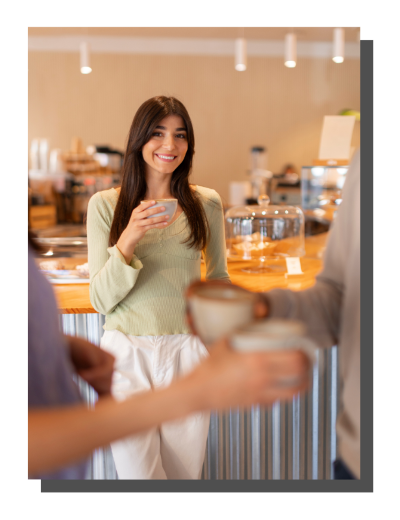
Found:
[225,195,305,273]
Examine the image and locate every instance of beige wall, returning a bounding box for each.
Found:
[28,51,360,203]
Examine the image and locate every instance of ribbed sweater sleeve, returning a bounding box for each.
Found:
[87,192,143,315]
[202,191,231,282]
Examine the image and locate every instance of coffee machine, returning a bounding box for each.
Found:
[246,146,273,204]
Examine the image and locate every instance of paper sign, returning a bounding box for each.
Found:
[285,257,303,275]
[318,115,356,160]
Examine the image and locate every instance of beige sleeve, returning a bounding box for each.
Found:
[87,193,143,315]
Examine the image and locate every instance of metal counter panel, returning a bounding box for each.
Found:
[61,313,338,480]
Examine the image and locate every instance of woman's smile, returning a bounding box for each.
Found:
[155,154,176,162]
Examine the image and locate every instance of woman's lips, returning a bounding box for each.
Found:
[155,154,176,162]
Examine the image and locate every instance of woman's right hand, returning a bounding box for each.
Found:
[116,200,170,264]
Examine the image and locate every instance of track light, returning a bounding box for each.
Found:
[284,33,297,68]
[80,41,92,74]
[333,28,345,63]
[235,38,247,71]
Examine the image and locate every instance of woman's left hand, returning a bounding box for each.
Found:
[65,335,115,397]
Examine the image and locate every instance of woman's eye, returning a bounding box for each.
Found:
[152,132,162,137]
[176,134,186,139]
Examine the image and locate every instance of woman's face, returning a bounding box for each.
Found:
[142,114,189,178]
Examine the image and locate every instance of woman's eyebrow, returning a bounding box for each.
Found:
[155,125,187,132]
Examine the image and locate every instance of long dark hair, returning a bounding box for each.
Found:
[109,96,209,250]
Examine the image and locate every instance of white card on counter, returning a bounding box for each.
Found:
[318,115,356,160]
[285,257,303,275]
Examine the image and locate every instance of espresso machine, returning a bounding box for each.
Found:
[246,146,273,204]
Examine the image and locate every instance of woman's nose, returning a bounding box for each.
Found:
[163,134,175,150]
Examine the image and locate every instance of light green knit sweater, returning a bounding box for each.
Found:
[87,185,230,336]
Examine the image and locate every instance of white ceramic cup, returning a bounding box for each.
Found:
[187,284,257,346]
[140,198,178,221]
[230,318,318,385]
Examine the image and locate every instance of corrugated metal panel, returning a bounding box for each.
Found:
[61,313,339,480]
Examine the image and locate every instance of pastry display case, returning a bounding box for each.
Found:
[301,165,348,210]
[225,195,305,273]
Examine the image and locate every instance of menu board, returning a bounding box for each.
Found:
[318,115,356,160]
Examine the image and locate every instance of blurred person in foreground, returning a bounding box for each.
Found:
[28,237,310,479]
[189,149,361,480]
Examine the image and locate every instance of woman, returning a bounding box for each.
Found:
[87,95,230,479]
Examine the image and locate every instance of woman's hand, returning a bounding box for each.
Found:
[186,338,311,410]
[116,200,170,264]
[65,335,115,397]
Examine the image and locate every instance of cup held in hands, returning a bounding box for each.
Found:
[230,318,318,386]
[140,198,178,220]
[187,284,257,346]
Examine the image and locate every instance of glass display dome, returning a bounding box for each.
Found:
[225,195,305,273]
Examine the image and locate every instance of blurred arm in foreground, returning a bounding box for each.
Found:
[28,338,309,477]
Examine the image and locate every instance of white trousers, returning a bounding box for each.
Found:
[100,330,210,479]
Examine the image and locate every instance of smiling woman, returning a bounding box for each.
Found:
[107,96,210,252]
[86,95,231,479]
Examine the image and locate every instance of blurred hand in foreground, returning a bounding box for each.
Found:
[65,335,115,397]
[187,337,311,410]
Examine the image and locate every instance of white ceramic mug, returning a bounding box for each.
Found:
[187,284,257,346]
[140,198,178,220]
[230,318,318,385]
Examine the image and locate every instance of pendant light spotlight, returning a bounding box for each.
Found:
[284,33,297,68]
[235,38,247,71]
[80,41,92,74]
[332,28,345,63]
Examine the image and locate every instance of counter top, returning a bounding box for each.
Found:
[53,232,328,314]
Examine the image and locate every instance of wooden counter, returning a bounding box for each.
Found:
[53,232,328,314]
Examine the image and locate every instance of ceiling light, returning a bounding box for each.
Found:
[284,33,297,68]
[333,28,345,63]
[80,41,92,74]
[235,38,247,71]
